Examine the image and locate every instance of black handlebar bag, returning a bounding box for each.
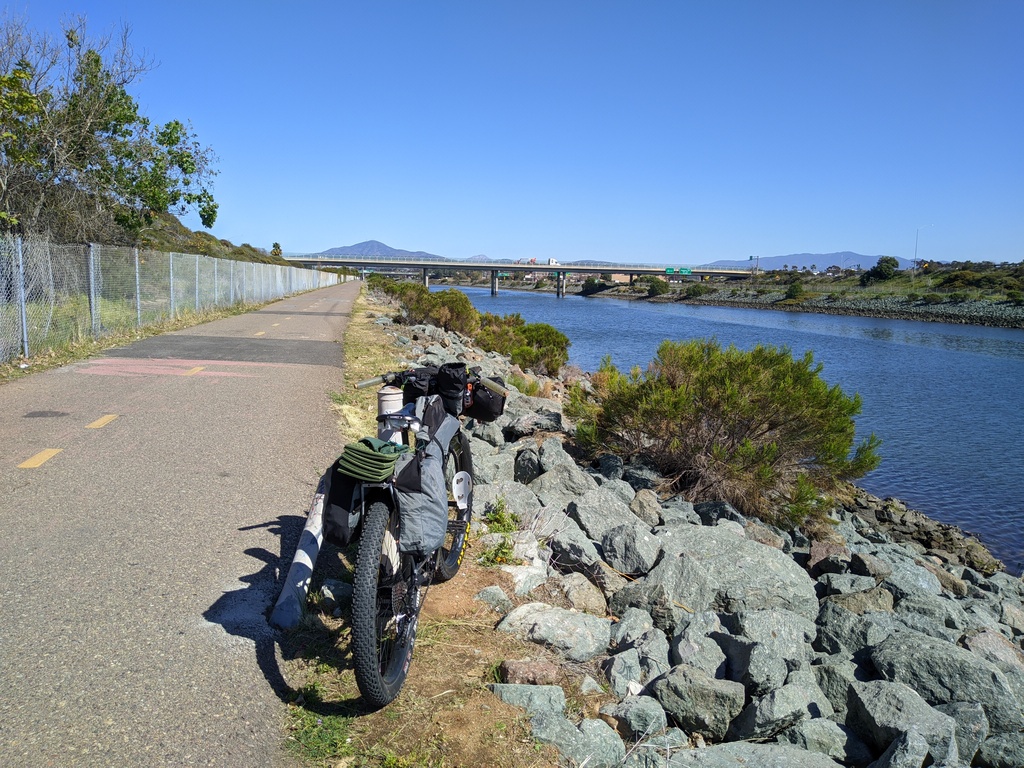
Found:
[464,375,506,423]
[436,362,468,417]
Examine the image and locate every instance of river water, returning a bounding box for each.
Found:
[446,286,1024,574]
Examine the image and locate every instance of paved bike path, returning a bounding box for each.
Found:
[0,281,361,766]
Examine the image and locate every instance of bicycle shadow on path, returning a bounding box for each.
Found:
[202,514,370,717]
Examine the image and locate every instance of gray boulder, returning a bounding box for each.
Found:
[539,436,574,472]
[529,462,599,513]
[596,454,624,480]
[670,612,728,678]
[648,665,746,741]
[602,477,638,505]
[868,729,932,768]
[604,648,643,699]
[934,702,989,765]
[488,683,565,716]
[815,601,900,656]
[880,560,943,600]
[630,489,663,526]
[846,680,960,764]
[961,628,1024,705]
[547,515,602,571]
[976,732,1024,768]
[611,608,656,651]
[599,696,668,740]
[514,446,541,484]
[474,481,542,529]
[727,674,834,741]
[609,552,714,637]
[497,602,611,662]
[713,633,789,697]
[693,500,746,526]
[559,572,608,615]
[531,713,626,768]
[655,524,819,620]
[869,629,1024,733]
[634,628,672,682]
[473,451,515,485]
[567,487,637,541]
[776,719,874,766]
[602,523,662,576]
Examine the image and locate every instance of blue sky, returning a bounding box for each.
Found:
[6,1,1023,264]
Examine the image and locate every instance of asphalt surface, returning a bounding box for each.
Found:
[0,281,361,766]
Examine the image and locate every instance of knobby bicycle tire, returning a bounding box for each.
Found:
[432,430,473,583]
[351,500,421,708]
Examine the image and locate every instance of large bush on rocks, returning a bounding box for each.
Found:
[567,339,881,525]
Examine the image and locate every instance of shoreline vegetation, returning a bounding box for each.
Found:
[435,265,1024,329]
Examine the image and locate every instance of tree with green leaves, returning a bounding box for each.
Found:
[271,242,283,257]
[860,256,901,286]
[0,14,217,242]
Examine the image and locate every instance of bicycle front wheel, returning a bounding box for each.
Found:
[351,501,420,708]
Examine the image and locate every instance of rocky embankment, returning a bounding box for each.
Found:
[373,308,1024,768]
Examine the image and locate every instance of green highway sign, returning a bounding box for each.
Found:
[680,268,692,275]
[665,268,675,274]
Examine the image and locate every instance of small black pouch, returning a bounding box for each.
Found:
[436,362,468,417]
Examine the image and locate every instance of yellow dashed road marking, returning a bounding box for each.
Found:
[182,366,205,376]
[86,414,119,429]
[18,449,62,468]
[254,331,266,337]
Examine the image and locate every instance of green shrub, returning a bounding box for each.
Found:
[923,293,944,304]
[785,282,805,300]
[580,277,608,296]
[948,292,969,303]
[1007,290,1024,306]
[566,340,880,527]
[906,292,920,303]
[685,283,713,299]
[645,277,670,297]
[484,497,520,533]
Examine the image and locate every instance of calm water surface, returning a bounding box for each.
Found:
[447,287,1024,573]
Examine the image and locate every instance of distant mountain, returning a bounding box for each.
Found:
[708,252,907,272]
[319,240,445,260]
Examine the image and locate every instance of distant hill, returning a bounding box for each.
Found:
[709,252,907,271]
[319,240,445,260]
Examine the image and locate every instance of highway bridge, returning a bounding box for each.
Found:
[285,254,755,297]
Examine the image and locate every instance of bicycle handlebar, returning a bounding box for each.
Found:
[355,369,510,400]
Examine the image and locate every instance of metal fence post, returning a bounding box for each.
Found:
[169,252,176,317]
[88,243,100,335]
[134,248,141,327]
[15,237,30,358]
[195,254,200,311]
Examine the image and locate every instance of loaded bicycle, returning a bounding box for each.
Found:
[327,363,508,708]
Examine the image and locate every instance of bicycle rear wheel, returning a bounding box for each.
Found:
[433,430,473,583]
[351,500,421,708]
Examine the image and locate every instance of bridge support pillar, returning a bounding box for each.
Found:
[490,270,498,296]
[556,271,565,298]
[422,268,429,288]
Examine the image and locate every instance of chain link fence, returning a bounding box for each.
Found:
[1,235,342,364]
